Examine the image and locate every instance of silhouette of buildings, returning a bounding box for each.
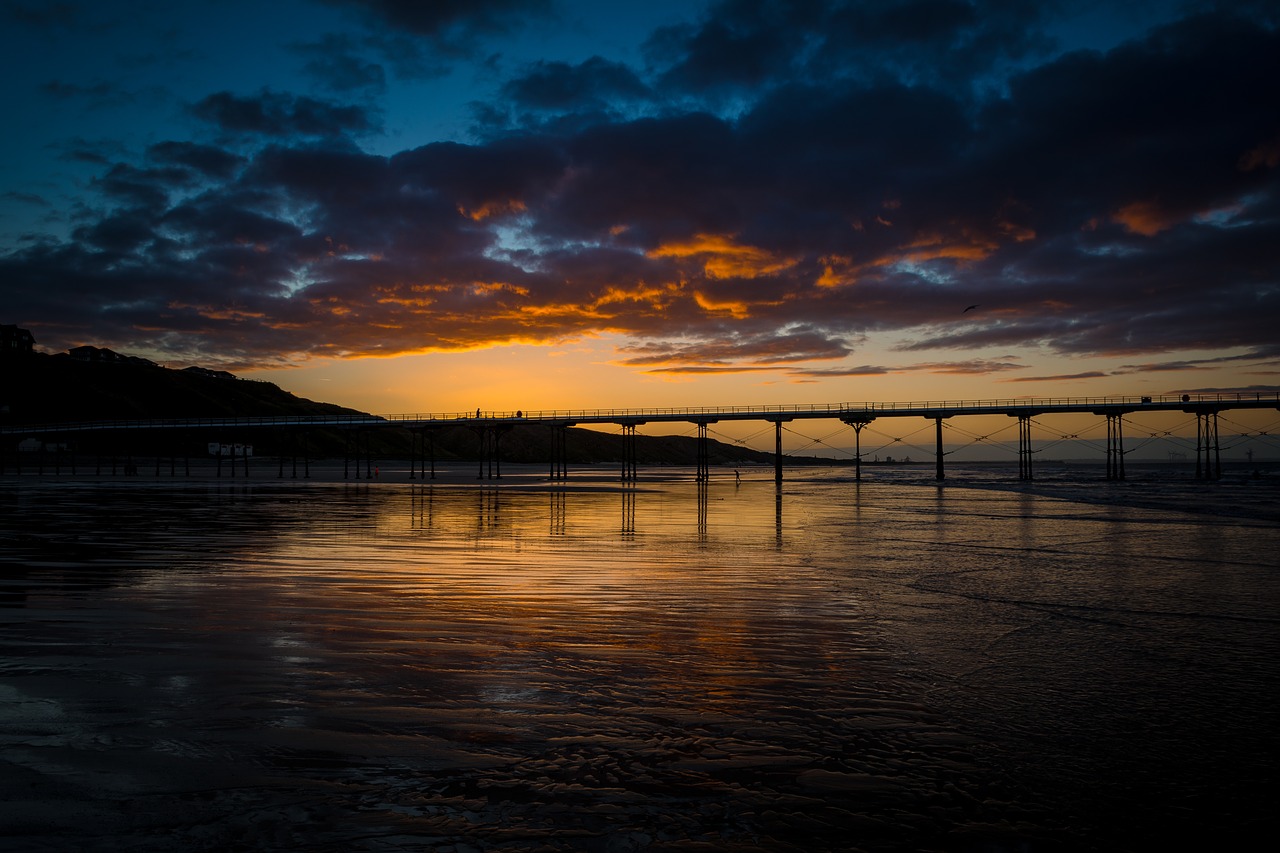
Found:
[1,324,35,357]
[67,345,156,367]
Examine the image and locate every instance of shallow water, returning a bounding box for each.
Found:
[2,467,1278,851]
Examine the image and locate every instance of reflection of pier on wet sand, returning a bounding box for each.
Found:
[3,393,1277,484]
[3,475,1276,850]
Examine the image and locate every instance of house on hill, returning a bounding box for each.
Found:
[1,324,35,357]
[67,345,157,367]
[183,365,237,380]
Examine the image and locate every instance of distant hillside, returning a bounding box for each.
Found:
[2,351,815,466]
[5,351,365,423]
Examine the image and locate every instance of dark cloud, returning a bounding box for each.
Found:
[645,0,1061,99]
[3,4,1278,375]
[2,191,51,206]
[191,90,381,138]
[1003,371,1109,382]
[72,207,158,253]
[325,0,552,38]
[146,141,244,180]
[792,359,1024,378]
[502,56,651,116]
[90,163,196,209]
[645,0,822,95]
[815,0,1060,88]
[1171,384,1280,395]
[293,34,388,94]
[617,330,852,366]
[1112,361,1211,374]
[320,0,554,74]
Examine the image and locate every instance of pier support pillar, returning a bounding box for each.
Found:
[409,429,417,480]
[841,417,875,482]
[1105,414,1126,480]
[549,424,570,481]
[475,426,489,479]
[426,428,435,480]
[696,422,710,483]
[411,428,436,480]
[472,424,507,479]
[1017,415,1034,481]
[1195,411,1220,480]
[620,423,639,482]
[771,419,791,485]
[934,416,951,481]
[494,426,509,479]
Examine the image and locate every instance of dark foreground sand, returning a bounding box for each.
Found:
[2,470,1277,851]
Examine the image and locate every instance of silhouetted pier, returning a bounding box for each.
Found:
[3,394,1276,483]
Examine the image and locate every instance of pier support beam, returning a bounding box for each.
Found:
[770,419,791,485]
[475,425,491,479]
[1195,410,1220,480]
[342,430,370,479]
[841,417,875,481]
[493,427,508,479]
[1105,413,1126,480]
[934,416,953,481]
[1016,415,1034,481]
[410,428,437,480]
[548,423,571,480]
[472,424,509,479]
[620,422,641,482]
[696,421,711,482]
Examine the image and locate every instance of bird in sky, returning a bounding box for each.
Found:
[963,304,980,313]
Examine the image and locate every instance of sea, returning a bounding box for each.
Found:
[2,462,1278,852]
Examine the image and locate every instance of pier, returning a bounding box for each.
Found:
[2,393,1277,482]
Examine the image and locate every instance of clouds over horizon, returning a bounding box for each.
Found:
[3,0,1278,386]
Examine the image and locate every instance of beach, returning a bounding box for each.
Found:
[2,467,1277,851]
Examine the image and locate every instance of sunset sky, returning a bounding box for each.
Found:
[3,0,1278,416]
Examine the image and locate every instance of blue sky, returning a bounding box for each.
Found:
[3,0,1278,413]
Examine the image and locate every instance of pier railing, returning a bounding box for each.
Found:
[2,392,1277,436]
[384,392,1280,423]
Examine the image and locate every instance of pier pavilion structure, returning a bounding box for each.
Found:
[2,394,1276,483]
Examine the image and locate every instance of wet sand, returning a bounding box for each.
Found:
[2,470,1278,851]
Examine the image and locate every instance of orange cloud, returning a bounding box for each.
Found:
[692,291,752,318]
[457,199,527,221]
[868,230,999,267]
[469,281,530,297]
[591,281,681,312]
[647,233,798,279]
[815,255,857,288]
[910,230,997,261]
[1112,200,1181,236]
[167,302,266,321]
[996,219,1036,242]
